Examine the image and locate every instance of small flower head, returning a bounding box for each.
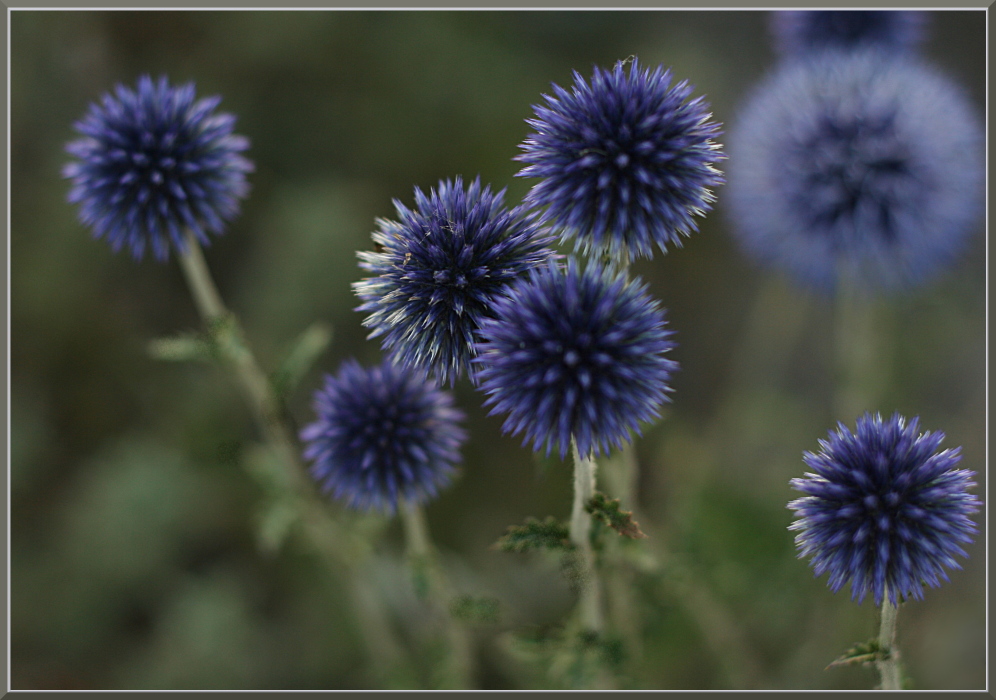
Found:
[515,57,725,263]
[789,413,981,607]
[63,75,254,261]
[474,259,678,460]
[725,49,983,292]
[300,359,466,514]
[770,10,928,57]
[353,176,556,386]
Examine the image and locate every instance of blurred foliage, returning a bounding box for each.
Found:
[10,9,986,690]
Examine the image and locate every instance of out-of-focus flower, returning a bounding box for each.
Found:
[725,49,983,292]
[789,413,981,607]
[64,75,253,261]
[474,259,678,460]
[516,58,724,263]
[770,10,928,57]
[300,359,466,514]
[353,176,556,386]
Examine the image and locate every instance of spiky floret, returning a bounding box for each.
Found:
[515,57,725,263]
[63,75,253,261]
[474,259,678,460]
[789,413,981,607]
[300,359,466,514]
[725,48,983,293]
[353,176,556,386]
[770,10,928,57]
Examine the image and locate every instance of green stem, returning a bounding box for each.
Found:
[834,270,887,421]
[175,229,407,683]
[400,500,475,688]
[876,594,902,690]
[569,439,603,634]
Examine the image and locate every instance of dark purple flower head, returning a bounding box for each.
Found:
[63,75,253,262]
[725,49,983,293]
[515,58,725,263]
[474,259,678,460]
[300,359,466,514]
[353,176,556,386]
[771,11,928,57]
[789,413,981,607]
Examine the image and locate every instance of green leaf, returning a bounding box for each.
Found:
[272,321,333,398]
[825,638,886,670]
[147,333,215,363]
[255,498,300,555]
[585,492,647,539]
[450,595,501,624]
[493,516,573,553]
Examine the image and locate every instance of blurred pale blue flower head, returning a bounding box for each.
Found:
[474,259,678,460]
[770,10,928,57]
[725,49,983,293]
[353,176,556,386]
[789,413,981,607]
[300,359,466,514]
[515,58,724,263]
[63,75,253,261]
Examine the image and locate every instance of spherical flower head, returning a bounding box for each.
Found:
[300,359,466,514]
[353,176,557,386]
[789,413,981,607]
[474,259,678,460]
[515,57,725,263]
[63,75,254,262]
[770,11,928,57]
[725,49,983,293]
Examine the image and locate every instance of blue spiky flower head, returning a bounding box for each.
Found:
[474,258,678,460]
[725,48,983,293]
[63,75,254,261]
[353,176,556,386]
[770,10,928,57]
[789,413,981,607]
[300,359,466,514]
[515,57,725,263]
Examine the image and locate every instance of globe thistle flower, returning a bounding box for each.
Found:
[725,49,983,292]
[515,57,725,263]
[474,259,678,460]
[353,176,556,386]
[789,413,981,607]
[300,359,466,514]
[63,75,253,262]
[770,11,928,57]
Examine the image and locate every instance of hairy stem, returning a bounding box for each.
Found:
[876,594,902,690]
[400,500,475,689]
[570,439,603,634]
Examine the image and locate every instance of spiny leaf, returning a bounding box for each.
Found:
[493,516,573,553]
[826,638,887,670]
[585,491,647,539]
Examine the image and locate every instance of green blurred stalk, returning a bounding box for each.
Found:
[400,500,475,688]
[834,271,888,421]
[175,229,409,686]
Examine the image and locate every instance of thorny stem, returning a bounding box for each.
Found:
[876,594,902,690]
[175,229,407,684]
[400,500,475,688]
[570,439,604,634]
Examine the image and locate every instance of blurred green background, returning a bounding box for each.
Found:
[10,10,986,690]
